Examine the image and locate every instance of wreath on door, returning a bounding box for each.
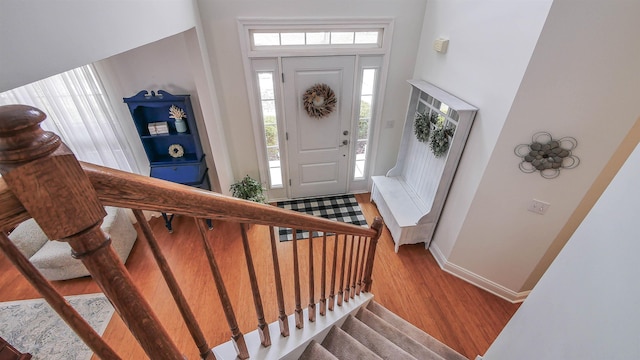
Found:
[303,83,336,118]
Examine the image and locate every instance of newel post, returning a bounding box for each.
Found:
[0,105,183,359]
[363,217,383,293]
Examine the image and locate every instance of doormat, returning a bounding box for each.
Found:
[276,194,368,241]
[0,293,115,360]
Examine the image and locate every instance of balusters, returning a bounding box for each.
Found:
[195,219,248,359]
[0,232,121,360]
[337,234,348,306]
[328,234,340,311]
[0,105,182,360]
[349,236,362,299]
[133,210,215,359]
[356,237,368,296]
[344,235,355,302]
[240,224,271,347]
[363,217,384,293]
[319,232,328,316]
[292,229,303,329]
[308,229,316,322]
[268,226,289,337]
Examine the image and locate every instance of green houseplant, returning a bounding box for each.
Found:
[230,175,267,203]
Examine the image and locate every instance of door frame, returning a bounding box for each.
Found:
[282,55,356,198]
[238,18,393,201]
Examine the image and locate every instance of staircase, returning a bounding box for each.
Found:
[0,105,462,360]
[300,301,467,360]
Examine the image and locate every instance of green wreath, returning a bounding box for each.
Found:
[429,126,454,157]
[414,111,437,143]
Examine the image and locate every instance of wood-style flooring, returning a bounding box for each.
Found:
[0,193,519,359]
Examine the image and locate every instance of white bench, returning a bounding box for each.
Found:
[371,80,476,252]
[371,176,432,252]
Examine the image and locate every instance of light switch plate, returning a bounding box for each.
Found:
[528,199,550,215]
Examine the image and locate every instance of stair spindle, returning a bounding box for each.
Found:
[307,229,316,323]
[292,229,303,329]
[134,210,215,359]
[240,224,271,347]
[0,232,121,360]
[344,235,355,302]
[328,234,340,311]
[0,105,182,360]
[337,234,348,306]
[356,237,369,296]
[195,219,248,359]
[268,226,289,337]
[351,235,363,298]
[363,217,384,293]
[319,232,328,316]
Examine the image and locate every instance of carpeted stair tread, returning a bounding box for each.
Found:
[366,302,467,360]
[340,315,417,360]
[321,326,383,360]
[356,307,444,360]
[299,340,339,360]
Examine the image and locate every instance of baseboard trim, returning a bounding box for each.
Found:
[429,244,530,303]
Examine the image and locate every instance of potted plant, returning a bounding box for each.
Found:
[230,175,267,203]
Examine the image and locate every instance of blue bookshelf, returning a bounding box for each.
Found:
[124,90,211,232]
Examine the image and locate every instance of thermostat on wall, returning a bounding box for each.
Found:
[433,38,449,53]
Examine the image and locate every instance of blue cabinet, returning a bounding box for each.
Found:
[124,90,210,231]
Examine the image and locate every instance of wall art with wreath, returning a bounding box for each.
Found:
[414,111,455,157]
[303,83,336,118]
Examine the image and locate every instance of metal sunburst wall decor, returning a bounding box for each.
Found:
[514,132,580,179]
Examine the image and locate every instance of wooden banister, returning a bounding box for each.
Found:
[337,234,348,306]
[363,218,384,293]
[133,210,215,360]
[0,232,120,359]
[328,234,339,311]
[344,235,355,302]
[0,104,385,359]
[307,229,316,323]
[292,229,303,329]
[0,105,183,360]
[195,218,248,359]
[268,226,289,337]
[240,224,271,347]
[80,163,378,238]
[319,232,328,316]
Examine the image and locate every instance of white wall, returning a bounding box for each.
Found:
[0,0,197,92]
[97,29,230,193]
[483,131,640,359]
[413,0,552,296]
[420,0,640,298]
[196,0,427,182]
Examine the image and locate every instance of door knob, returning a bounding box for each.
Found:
[340,140,349,147]
[343,130,349,136]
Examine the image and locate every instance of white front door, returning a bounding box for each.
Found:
[282,56,355,198]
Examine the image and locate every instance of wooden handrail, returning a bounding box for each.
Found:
[0,105,385,359]
[81,163,378,238]
[0,105,184,360]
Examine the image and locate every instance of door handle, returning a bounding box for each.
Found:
[343,130,349,136]
[340,140,349,147]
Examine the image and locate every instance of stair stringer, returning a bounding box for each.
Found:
[212,293,374,360]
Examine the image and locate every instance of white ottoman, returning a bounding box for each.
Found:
[9,207,138,281]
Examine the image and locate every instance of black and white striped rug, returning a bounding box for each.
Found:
[276,194,368,241]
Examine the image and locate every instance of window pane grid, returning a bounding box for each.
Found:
[355,68,377,180]
[252,30,381,48]
[257,71,282,188]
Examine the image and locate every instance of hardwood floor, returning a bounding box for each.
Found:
[0,193,519,359]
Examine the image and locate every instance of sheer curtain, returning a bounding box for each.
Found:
[0,64,142,174]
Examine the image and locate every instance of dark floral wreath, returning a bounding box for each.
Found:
[303,83,336,118]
